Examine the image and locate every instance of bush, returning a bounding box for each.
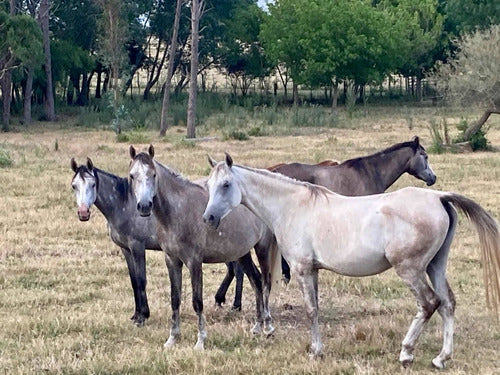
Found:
[0,145,13,168]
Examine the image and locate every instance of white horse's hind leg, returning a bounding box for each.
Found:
[427,204,457,369]
[396,269,440,367]
[296,266,322,358]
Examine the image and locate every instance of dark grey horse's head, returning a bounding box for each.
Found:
[71,157,97,221]
[129,144,157,217]
[407,136,436,186]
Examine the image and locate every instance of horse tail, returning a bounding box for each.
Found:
[269,235,282,295]
[441,193,500,317]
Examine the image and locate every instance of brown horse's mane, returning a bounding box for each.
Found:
[341,140,418,169]
[266,159,339,172]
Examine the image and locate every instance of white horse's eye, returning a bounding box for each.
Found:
[129,174,134,180]
[71,184,76,190]
[223,181,230,189]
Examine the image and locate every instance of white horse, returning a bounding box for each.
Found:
[202,154,500,369]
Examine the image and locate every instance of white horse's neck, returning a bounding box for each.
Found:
[234,165,322,232]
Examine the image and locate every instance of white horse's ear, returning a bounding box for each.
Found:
[71,158,78,172]
[224,152,233,168]
[86,157,94,171]
[412,136,420,145]
[129,145,136,159]
[207,155,217,168]
[148,144,155,158]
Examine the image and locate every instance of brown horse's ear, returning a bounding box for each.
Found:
[207,155,217,168]
[148,144,155,158]
[71,158,78,172]
[129,145,136,159]
[412,136,420,145]
[86,157,94,171]
[224,152,233,168]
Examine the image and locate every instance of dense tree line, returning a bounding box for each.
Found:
[0,0,498,135]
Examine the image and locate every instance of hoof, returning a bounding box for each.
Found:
[263,324,275,337]
[308,351,324,360]
[251,322,263,335]
[432,357,446,369]
[399,352,414,368]
[193,341,204,351]
[231,304,242,312]
[134,319,146,327]
[164,335,180,350]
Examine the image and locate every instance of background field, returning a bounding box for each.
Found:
[0,106,499,374]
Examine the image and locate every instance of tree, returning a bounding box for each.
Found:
[430,25,500,141]
[159,0,184,136]
[443,0,500,35]
[96,0,128,133]
[186,0,204,139]
[39,0,55,121]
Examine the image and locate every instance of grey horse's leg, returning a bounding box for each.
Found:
[188,260,207,350]
[131,245,150,326]
[121,247,149,325]
[214,262,236,308]
[254,237,275,335]
[237,252,265,335]
[164,255,183,349]
[395,267,441,367]
[233,262,244,311]
[295,265,322,358]
[426,208,457,369]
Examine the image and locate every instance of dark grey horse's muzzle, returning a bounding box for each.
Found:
[137,200,153,217]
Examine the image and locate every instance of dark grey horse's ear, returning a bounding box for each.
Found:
[224,152,233,168]
[207,155,217,168]
[71,158,78,172]
[412,136,420,145]
[86,157,94,171]
[129,145,136,159]
[148,144,155,158]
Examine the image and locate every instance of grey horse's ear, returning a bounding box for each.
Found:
[148,144,155,158]
[129,145,136,159]
[224,152,233,168]
[207,155,217,168]
[411,136,420,145]
[86,157,94,171]
[71,158,78,172]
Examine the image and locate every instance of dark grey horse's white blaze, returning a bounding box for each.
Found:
[128,145,276,351]
[203,154,500,368]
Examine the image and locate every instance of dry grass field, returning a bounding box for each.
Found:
[0,106,499,374]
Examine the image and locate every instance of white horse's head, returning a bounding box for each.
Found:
[71,157,97,221]
[203,153,242,229]
[129,144,157,217]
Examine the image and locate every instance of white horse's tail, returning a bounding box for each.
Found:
[269,235,282,295]
[441,193,500,317]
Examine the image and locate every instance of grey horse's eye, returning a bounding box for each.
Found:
[91,183,96,188]
[129,174,134,180]
[223,181,230,189]
[71,184,76,190]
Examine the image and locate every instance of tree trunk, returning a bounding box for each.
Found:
[463,108,500,141]
[416,76,422,102]
[23,65,35,125]
[159,0,183,136]
[187,0,203,139]
[39,0,56,121]
[292,82,299,106]
[1,0,16,130]
[331,81,338,111]
[95,69,102,98]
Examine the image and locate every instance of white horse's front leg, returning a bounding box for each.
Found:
[296,266,323,358]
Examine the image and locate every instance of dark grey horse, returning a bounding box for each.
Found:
[217,137,436,303]
[70,158,249,326]
[128,145,276,350]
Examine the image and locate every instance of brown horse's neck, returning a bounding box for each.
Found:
[356,145,414,192]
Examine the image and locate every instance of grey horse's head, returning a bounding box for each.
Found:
[407,136,436,186]
[129,144,157,217]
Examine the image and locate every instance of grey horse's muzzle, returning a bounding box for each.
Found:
[137,200,153,217]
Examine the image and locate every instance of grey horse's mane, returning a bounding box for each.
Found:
[234,164,331,200]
